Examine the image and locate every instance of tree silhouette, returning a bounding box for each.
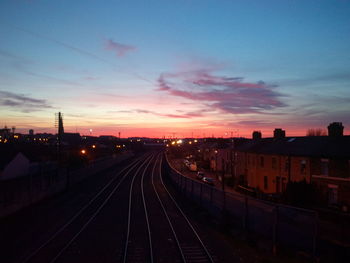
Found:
[306,128,327,136]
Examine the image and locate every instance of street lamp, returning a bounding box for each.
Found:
[215,150,218,180]
[222,158,225,192]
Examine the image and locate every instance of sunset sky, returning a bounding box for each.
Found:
[1,0,349,138]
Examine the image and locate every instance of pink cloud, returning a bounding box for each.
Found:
[135,109,203,119]
[105,39,136,57]
[156,69,286,114]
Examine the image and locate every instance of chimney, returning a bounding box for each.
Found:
[328,122,344,137]
[252,131,262,140]
[273,128,286,139]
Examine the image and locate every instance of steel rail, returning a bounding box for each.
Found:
[158,154,215,263]
[21,154,146,263]
[141,153,157,263]
[49,153,153,263]
[151,153,186,262]
[123,153,155,263]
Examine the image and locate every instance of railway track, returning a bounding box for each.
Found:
[151,153,215,263]
[123,152,215,262]
[21,153,153,263]
[17,152,218,263]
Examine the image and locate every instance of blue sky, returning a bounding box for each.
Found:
[0,0,349,137]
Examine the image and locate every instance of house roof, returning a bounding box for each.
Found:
[236,136,350,158]
[0,149,19,171]
[199,141,231,150]
[0,143,57,170]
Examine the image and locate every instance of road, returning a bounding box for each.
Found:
[0,151,239,263]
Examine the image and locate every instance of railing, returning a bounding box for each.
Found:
[0,153,132,218]
[163,154,319,258]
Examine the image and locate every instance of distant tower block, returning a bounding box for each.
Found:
[328,122,344,137]
[252,131,262,140]
[273,128,286,139]
[29,129,34,136]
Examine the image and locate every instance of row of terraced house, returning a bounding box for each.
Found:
[199,122,350,211]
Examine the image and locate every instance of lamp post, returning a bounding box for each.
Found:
[214,150,218,180]
[222,158,225,192]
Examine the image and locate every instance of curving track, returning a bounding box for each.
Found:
[14,152,227,263]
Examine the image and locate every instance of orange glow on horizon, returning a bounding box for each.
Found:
[5,119,350,139]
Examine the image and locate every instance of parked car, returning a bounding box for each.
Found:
[202,177,215,186]
[197,171,204,179]
[188,162,197,171]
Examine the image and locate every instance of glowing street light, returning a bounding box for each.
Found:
[81,149,86,154]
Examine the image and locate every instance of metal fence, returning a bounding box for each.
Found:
[163,156,319,257]
[0,154,131,218]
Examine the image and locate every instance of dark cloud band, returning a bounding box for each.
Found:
[0,90,52,113]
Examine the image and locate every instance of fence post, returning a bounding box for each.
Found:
[180,174,182,191]
[40,171,44,190]
[66,167,70,189]
[313,212,318,260]
[223,190,226,211]
[200,183,202,206]
[272,206,278,255]
[29,173,33,202]
[191,180,194,197]
[184,177,186,196]
[243,196,248,231]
